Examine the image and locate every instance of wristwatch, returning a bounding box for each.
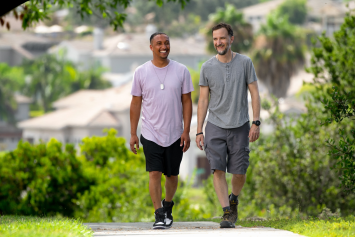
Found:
[252,120,261,126]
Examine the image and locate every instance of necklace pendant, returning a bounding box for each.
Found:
[160,84,164,90]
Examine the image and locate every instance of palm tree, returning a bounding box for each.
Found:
[252,13,305,98]
[21,53,110,112]
[205,4,253,54]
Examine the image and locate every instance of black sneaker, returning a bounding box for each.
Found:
[220,210,235,228]
[229,194,239,224]
[153,207,167,229]
[162,199,174,228]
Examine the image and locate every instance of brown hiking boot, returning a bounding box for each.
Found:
[229,197,239,224]
[220,210,235,228]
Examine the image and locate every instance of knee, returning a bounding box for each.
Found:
[166,175,178,183]
[233,174,246,181]
[213,169,226,178]
[149,171,162,181]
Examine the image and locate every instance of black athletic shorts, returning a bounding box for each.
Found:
[140,135,183,177]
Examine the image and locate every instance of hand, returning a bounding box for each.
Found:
[130,134,140,154]
[195,134,204,150]
[180,131,190,153]
[249,124,260,142]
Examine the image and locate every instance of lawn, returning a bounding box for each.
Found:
[0,216,93,237]
[208,216,355,237]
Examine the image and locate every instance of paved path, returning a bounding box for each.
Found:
[84,222,306,237]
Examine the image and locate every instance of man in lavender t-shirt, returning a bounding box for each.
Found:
[130,32,193,229]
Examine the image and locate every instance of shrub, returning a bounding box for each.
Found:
[250,99,355,216]
[0,140,90,216]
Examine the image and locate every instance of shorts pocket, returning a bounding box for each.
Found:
[245,147,250,153]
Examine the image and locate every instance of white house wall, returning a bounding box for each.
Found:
[112,109,133,143]
[22,128,66,144]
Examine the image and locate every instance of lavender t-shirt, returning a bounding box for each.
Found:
[131,60,194,147]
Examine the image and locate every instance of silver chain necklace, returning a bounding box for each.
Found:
[152,60,170,90]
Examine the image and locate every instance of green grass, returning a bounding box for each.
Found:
[0,216,93,237]
[207,216,355,237]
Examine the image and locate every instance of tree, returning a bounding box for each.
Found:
[0,0,190,31]
[308,11,355,193]
[205,4,253,54]
[123,0,259,36]
[0,64,25,123]
[252,13,305,98]
[275,0,307,25]
[21,54,76,112]
[21,53,110,112]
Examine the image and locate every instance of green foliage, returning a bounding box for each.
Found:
[3,0,189,31]
[21,53,110,112]
[205,4,253,54]
[249,99,355,216]
[0,128,201,221]
[124,0,259,37]
[188,63,203,103]
[165,14,203,38]
[308,12,355,193]
[274,0,307,25]
[0,140,90,217]
[252,13,305,97]
[21,54,75,112]
[73,129,152,222]
[0,216,93,237]
[0,63,25,123]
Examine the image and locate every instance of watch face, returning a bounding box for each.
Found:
[255,121,261,126]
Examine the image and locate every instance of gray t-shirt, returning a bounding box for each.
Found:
[199,53,258,129]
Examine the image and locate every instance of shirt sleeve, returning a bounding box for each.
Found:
[131,69,142,96]
[199,64,208,86]
[182,67,194,94]
[246,58,258,84]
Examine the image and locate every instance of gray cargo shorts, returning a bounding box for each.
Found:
[204,121,250,174]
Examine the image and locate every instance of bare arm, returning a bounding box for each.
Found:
[248,81,261,142]
[181,92,192,152]
[196,86,209,150]
[130,95,142,154]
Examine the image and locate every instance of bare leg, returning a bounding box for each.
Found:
[165,175,178,202]
[231,174,246,196]
[149,171,163,210]
[213,170,229,207]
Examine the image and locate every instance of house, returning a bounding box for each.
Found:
[49,27,211,77]
[241,0,355,35]
[18,81,133,147]
[0,32,58,66]
[0,95,32,151]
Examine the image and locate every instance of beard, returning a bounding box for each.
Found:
[215,43,230,55]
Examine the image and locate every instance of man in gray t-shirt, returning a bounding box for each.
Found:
[196,23,261,228]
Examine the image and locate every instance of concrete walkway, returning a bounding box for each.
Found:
[84,222,306,237]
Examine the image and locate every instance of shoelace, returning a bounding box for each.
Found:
[222,211,231,220]
[155,212,165,222]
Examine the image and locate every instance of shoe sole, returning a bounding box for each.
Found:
[165,221,173,229]
[153,226,167,230]
[220,221,235,228]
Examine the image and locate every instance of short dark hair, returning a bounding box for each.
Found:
[150,32,168,44]
[211,23,233,37]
